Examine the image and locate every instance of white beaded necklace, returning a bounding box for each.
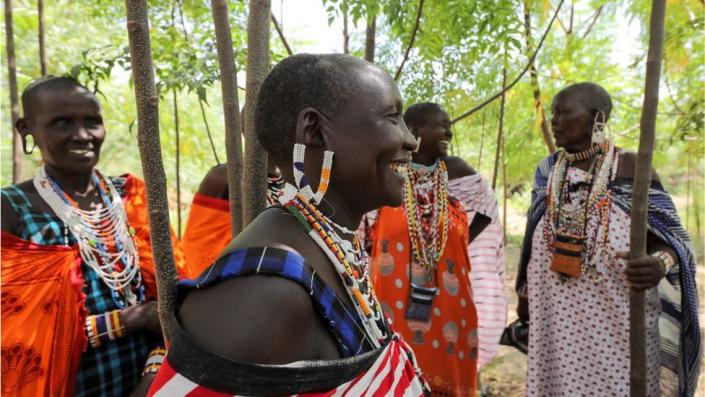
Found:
[34,166,141,296]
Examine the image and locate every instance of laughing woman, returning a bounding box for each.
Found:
[1,77,185,396]
[516,82,700,396]
[360,102,507,396]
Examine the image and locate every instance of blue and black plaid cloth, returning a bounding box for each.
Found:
[2,177,157,397]
[180,246,381,357]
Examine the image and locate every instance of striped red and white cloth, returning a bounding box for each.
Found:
[148,338,428,397]
[448,174,507,369]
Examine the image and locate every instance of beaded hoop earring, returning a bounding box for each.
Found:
[591,111,607,145]
[22,134,36,155]
[292,143,334,205]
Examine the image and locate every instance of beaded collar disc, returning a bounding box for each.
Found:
[34,166,143,307]
[278,183,388,347]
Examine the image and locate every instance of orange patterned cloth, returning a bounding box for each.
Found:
[0,175,184,396]
[180,193,232,279]
[366,199,478,396]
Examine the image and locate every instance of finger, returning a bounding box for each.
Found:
[626,259,660,269]
[629,283,657,291]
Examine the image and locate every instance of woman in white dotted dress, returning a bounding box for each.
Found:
[514,83,700,396]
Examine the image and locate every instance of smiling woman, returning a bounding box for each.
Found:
[0,76,185,397]
[147,54,429,396]
[360,102,506,397]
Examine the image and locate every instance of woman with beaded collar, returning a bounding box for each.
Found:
[514,82,700,396]
[0,76,185,396]
[147,54,429,396]
[359,102,506,396]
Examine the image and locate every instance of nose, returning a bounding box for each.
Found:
[400,122,417,154]
[551,112,559,129]
[72,127,92,142]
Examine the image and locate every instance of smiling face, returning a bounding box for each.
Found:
[322,64,416,210]
[550,93,592,152]
[412,107,452,160]
[20,86,105,175]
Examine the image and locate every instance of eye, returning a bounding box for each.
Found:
[86,117,103,129]
[387,111,401,124]
[52,118,71,128]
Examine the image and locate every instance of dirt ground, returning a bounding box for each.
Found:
[478,237,705,397]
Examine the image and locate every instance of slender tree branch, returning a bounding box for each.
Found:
[38,0,46,76]
[492,67,507,191]
[394,0,425,81]
[663,59,687,115]
[568,0,574,34]
[271,13,293,56]
[199,100,221,165]
[451,0,565,125]
[580,5,603,39]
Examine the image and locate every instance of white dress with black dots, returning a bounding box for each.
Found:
[526,166,661,397]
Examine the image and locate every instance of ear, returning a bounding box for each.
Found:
[15,117,31,138]
[295,107,328,148]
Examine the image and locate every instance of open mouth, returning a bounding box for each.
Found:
[389,161,410,176]
[438,140,450,151]
[68,148,94,157]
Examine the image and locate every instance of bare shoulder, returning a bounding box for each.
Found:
[444,156,477,180]
[617,151,661,182]
[197,164,229,199]
[179,272,333,364]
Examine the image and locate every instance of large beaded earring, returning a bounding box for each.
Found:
[591,111,607,145]
[22,134,36,155]
[292,143,334,205]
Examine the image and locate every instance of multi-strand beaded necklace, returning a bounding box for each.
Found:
[34,166,143,307]
[278,184,388,348]
[403,160,450,270]
[544,141,616,280]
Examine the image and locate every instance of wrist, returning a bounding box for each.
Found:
[86,309,127,348]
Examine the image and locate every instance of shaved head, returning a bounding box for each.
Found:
[21,76,97,122]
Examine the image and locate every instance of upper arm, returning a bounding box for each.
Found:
[178,274,333,364]
[444,156,476,180]
[617,151,661,183]
[197,165,229,199]
[1,192,17,233]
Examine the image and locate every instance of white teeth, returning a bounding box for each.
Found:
[69,149,90,155]
[390,163,409,175]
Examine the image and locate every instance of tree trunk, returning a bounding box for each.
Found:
[242,0,271,227]
[342,0,350,54]
[124,0,178,339]
[364,13,376,63]
[523,1,556,154]
[629,1,666,396]
[38,0,46,76]
[211,0,244,235]
[492,68,507,191]
[173,89,182,238]
[5,0,21,183]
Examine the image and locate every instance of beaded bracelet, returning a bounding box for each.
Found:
[85,309,126,348]
[141,348,167,376]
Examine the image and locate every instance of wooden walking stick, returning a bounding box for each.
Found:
[629,0,666,395]
[125,0,178,339]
